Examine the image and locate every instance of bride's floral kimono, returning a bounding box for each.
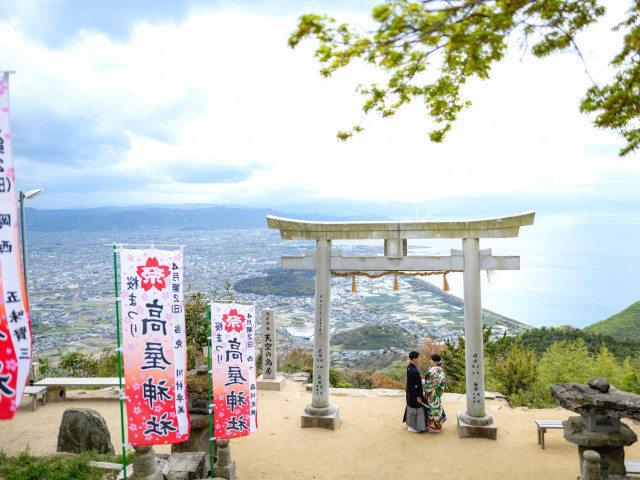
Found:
[423,365,446,432]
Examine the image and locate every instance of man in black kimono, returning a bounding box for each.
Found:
[403,350,427,432]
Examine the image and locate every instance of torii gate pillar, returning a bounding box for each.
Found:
[301,238,339,428]
[457,237,496,438]
[267,211,535,435]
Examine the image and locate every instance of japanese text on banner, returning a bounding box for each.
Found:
[211,303,258,439]
[0,72,31,420]
[120,248,189,445]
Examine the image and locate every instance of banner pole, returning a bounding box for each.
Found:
[207,301,215,476]
[113,244,128,480]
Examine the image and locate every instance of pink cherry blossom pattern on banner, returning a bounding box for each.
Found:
[4,359,17,371]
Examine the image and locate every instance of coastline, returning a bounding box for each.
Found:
[410,277,533,329]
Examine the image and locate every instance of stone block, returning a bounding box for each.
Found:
[211,459,236,480]
[172,414,212,457]
[168,452,206,479]
[457,411,497,440]
[301,406,340,430]
[289,372,310,383]
[564,416,637,448]
[57,408,115,455]
[88,461,124,472]
[47,386,66,403]
[117,458,170,480]
[257,375,286,391]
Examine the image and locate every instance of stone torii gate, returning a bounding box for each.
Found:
[266,211,535,437]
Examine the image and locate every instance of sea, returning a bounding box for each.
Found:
[27,212,640,331]
[335,213,640,329]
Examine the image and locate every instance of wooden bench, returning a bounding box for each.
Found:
[23,385,47,411]
[535,420,563,449]
[34,377,122,403]
[626,460,640,475]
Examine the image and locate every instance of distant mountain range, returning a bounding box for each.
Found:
[23,188,640,232]
[586,301,640,342]
[23,205,388,232]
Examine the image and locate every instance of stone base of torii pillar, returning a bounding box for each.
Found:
[457,412,497,440]
[301,403,340,430]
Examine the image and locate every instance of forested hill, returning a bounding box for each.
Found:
[331,324,415,350]
[234,268,315,297]
[518,326,640,359]
[586,301,640,342]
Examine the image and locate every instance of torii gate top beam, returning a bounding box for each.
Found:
[266,211,535,240]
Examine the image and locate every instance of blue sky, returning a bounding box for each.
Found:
[3,0,638,211]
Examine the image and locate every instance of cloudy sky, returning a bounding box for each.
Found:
[2,0,637,211]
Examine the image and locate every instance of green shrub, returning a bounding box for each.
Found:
[536,339,595,386]
[506,386,556,409]
[0,447,118,480]
[281,348,313,380]
[34,356,62,380]
[58,351,99,377]
[96,348,120,377]
[339,369,374,389]
[492,340,538,396]
[622,370,640,394]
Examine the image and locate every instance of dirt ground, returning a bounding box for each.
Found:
[3,379,640,479]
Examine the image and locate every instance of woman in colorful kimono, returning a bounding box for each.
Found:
[423,353,446,432]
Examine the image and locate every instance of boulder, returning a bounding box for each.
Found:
[57,408,115,455]
[550,382,640,420]
[588,377,611,393]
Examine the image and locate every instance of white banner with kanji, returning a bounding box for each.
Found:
[120,247,189,445]
[0,72,31,420]
[210,302,258,439]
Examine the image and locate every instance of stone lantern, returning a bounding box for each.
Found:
[550,378,640,479]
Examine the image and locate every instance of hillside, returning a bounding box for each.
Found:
[518,325,640,359]
[586,301,640,342]
[331,324,414,350]
[234,268,315,297]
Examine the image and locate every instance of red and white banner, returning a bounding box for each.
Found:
[120,247,189,445]
[0,72,31,420]
[210,302,258,439]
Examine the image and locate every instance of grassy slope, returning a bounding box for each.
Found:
[586,301,640,341]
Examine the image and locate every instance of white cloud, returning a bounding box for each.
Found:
[2,2,638,209]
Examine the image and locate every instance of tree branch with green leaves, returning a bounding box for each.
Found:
[288,0,640,156]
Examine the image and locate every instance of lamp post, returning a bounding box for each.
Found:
[19,189,42,300]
